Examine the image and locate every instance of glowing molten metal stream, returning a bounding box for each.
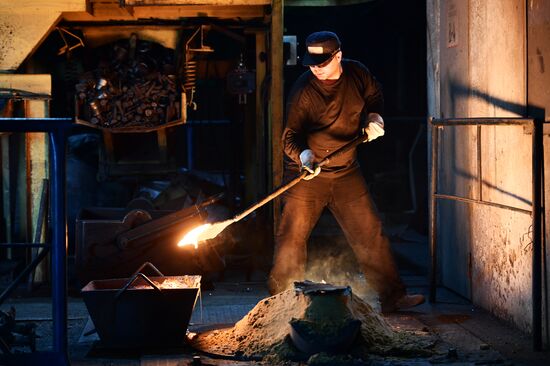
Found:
[177,219,235,248]
[178,224,210,248]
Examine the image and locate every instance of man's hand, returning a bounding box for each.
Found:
[362,113,385,142]
[299,149,321,180]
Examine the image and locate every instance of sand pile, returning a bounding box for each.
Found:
[191,289,309,358]
[190,285,435,363]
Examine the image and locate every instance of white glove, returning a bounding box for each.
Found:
[362,113,385,142]
[299,149,321,180]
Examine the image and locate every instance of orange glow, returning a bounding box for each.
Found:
[177,219,234,248]
[178,224,211,249]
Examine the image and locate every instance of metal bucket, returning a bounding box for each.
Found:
[81,262,201,348]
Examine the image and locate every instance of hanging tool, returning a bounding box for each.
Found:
[178,132,370,246]
[56,27,84,56]
[184,25,215,110]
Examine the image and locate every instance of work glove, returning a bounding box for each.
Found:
[362,113,385,142]
[299,149,321,180]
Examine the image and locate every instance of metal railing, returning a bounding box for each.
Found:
[0,117,73,365]
[429,117,543,351]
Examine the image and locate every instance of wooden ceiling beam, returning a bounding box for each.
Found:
[62,5,268,22]
[121,0,269,5]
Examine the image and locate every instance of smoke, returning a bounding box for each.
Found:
[305,243,380,311]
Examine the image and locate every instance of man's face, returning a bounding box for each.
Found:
[309,51,342,80]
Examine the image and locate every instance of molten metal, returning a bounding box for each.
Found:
[178,224,210,248]
[177,219,235,248]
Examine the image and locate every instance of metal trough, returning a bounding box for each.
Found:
[81,262,201,348]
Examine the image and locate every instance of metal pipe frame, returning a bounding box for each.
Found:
[0,117,72,365]
[433,193,532,215]
[532,118,543,351]
[429,117,543,351]
[0,246,49,305]
[0,243,50,248]
[431,117,534,126]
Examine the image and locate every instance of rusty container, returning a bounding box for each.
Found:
[81,262,201,348]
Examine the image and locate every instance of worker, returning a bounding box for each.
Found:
[267,31,425,312]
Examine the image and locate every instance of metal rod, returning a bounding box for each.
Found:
[131,262,164,277]
[0,243,50,248]
[525,0,544,351]
[434,194,532,215]
[429,118,438,303]
[0,118,73,132]
[33,180,49,243]
[0,247,49,305]
[317,134,368,168]
[543,159,550,350]
[232,171,307,222]
[115,273,162,299]
[431,117,533,126]
[49,130,69,360]
[407,124,425,213]
[29,179,49,290]
[477,125,483,202]
[532,119,542,351]
[232,134,368,223]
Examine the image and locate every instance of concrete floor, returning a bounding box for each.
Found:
[1,226,549,365]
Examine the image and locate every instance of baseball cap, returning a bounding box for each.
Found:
[302,31,341,66]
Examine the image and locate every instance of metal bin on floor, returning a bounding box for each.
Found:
[81,262,201,348]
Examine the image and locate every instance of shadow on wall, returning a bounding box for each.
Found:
[451,166,532,207]
[442,80,545,208]
[448,79,528,117]
[448,79,546,120]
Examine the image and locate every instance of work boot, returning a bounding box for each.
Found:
[382,294,425,313]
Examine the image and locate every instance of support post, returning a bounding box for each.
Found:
[532,118,543,351]
[269,0,284,232]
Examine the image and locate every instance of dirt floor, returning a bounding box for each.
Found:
[1,225,549,365]
[1,273,549,366]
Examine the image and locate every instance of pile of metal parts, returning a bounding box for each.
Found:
[0,307,36,354]
[75,33,183,129]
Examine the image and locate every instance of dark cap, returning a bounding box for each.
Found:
[302,31,341,66]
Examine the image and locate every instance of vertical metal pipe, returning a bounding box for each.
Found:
[477,125,482,201]
[186,125,193,170]
[532,119,542,351]
[429,118,439,302]
[49,130,69,360]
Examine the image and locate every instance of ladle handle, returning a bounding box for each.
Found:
[115,272,162,299]
[131,261,164,278]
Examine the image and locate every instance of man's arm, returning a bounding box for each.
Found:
[282,87,310,165]
[363,70,384,116]
[362,68,385,141]
[281,85,321,179]
[282,127,307,165]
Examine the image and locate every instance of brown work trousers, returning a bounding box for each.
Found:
[267,166,406,308]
